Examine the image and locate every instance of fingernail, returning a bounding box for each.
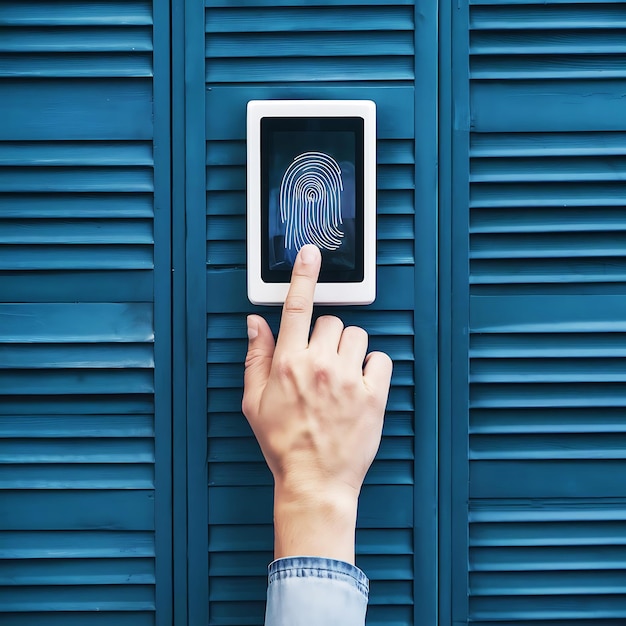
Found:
[247,316,258,341]
[300,244,318,265]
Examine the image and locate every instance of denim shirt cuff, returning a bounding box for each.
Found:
[268,556,369,600]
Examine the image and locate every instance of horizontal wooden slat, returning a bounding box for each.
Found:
[206,56,414,82]
[0,193,154,220]
[471,182,626,208]
[470,407,626,435]
[471,520,626,547]
[470,4,626,29]
[471,30,626,55]
[0,271,152,303]
[470,460,626,498]
[471,295,626,332]
[471,333,626,358]
[470,358,626,383]
[0,438,154,463]
[0,584,155,612]
[205,86,415,140]
[470,258,626,284]
[470,433,626,459]
[471,207,626,235]
[471,569,626,596]
[471,80,626,133]
[0,1,153,25]
[0,303,153,343]
[469,498,626,523]
[0,396,154,416]
[0,26,152,51]
[0,557,155,585]
[471,131,626,157]
[206,31,414,58]
[0,53,152,77]
[0,344,153,369]
[471,157,626,183]
[0,464,153,489]
[0,370,154,395]
[0,142,153,166]
[0,245,153,270]
[0,491,154,530]
[470,545,626,571]
[206,6,414,33]
[0,167,153,192]
[0,415,153,438]
[470,382,626,409]
[0,80,153,141]
[0,613,155,626]
[0,530,155,559]
[0,219,153,244]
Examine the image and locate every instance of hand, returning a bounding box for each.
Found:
[242,244,393,563]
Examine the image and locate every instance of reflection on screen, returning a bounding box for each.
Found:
[268,131,356,271]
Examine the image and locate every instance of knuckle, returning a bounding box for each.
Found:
[340,375,359,395]
[283,293,309,316]
[273,354,295,379]
[311,357,333,384]
[244,346,268,370]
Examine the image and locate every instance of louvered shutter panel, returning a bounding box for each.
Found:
[466,1,626,623]
[0,2,171,625]
[203,2,422,624]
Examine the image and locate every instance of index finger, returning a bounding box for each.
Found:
[275,244,321,353]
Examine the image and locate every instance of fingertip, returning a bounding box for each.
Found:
[246,315,259,342]
[364,351,394,384]
[298,244,321,266]
[247,314,274,345]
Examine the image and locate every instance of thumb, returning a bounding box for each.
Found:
[242,314,275,419]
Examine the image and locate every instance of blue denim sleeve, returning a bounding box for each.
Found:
[264,556,369,626]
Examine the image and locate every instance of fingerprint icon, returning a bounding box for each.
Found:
[280,151,344,252]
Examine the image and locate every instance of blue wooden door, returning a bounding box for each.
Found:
[444,1,626,624]
[0,1,173,624]
[186,1,438,625]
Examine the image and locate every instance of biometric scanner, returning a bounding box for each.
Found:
[247,100,376,305]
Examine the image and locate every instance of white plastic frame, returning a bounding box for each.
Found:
[247,99,376,305]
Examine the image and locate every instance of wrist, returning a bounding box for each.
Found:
[273,480,359,564]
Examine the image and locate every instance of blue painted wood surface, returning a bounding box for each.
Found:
[459,1,626,624]
[0,1,172,624]
[198,2,436,624]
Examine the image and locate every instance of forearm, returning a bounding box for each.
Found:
[273,481,358,564]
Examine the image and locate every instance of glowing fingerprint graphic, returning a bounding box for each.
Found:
[280,151,344,252]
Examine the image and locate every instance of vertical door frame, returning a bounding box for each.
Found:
[171,0,210,624]
[438,0,471,624]
[154,0,175,623]
[414,1,440,624]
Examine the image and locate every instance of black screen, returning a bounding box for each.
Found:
[260,117,364,283]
